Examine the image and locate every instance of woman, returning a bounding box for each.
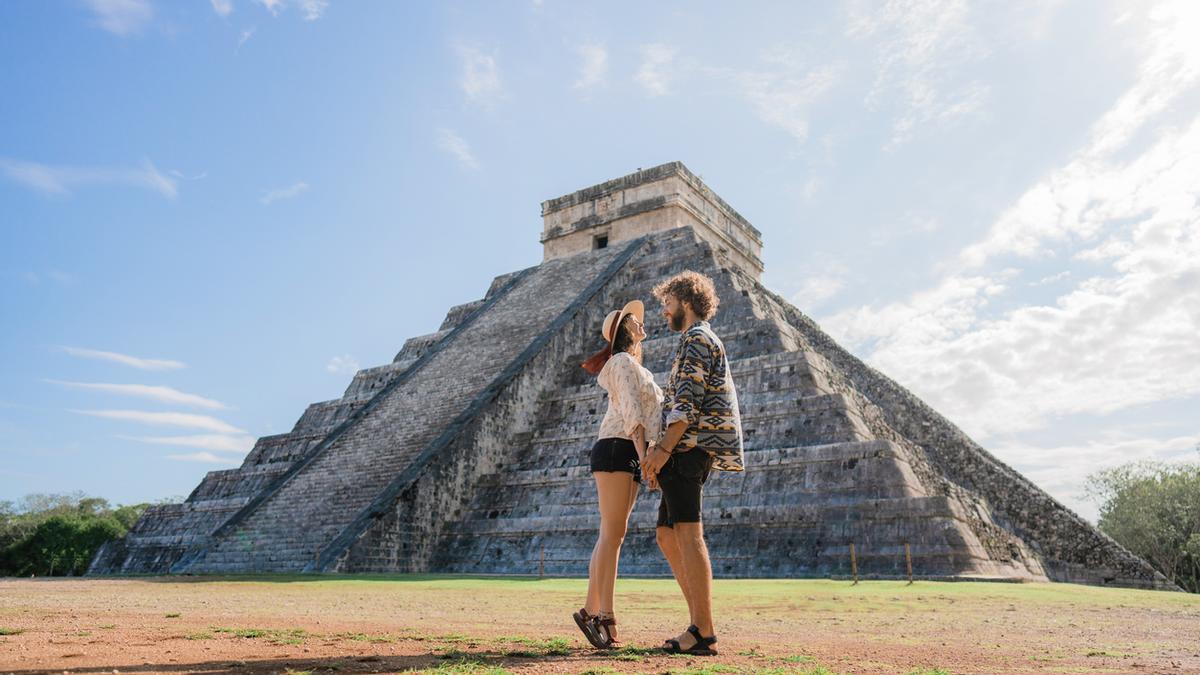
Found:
[573,299,663,649]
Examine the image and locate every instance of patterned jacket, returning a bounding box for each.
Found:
[662,320,745,472]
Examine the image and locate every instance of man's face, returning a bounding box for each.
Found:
[661,294,687,332]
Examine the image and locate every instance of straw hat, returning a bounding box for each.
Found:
[601,300,645,347]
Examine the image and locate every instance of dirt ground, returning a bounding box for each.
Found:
[0,575,1197,674]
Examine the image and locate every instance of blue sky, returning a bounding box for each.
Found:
[2,0,1197,523]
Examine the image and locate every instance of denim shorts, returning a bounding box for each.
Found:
[656,448,714,528]
[590,437,642,483]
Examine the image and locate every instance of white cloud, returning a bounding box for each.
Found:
[821,1,1200,442]
[457,44,502,106]
[326,354,360,375]
[259,181,309,205]
[125,433,255,453]
[73,409,246,434]
[0,157,178,198]
[238,27,255,49]
[573,43,608,93]
[210,0,233,17]
[60,346,186,371]
[83,0,153,37]
[254,0,327,20]
[635,44,677,97]
[846,0,990,149]
[790,274,846,310]
[165,451,243,464]
[734,60,840,144]
[436,128,480,170]
[46,380,227,410]
[17,269,74,287]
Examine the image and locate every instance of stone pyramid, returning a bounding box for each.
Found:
[90,162,1174,590]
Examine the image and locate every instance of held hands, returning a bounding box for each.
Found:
[642,443,671,484]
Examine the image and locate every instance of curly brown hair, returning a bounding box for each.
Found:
[652,270,720,320]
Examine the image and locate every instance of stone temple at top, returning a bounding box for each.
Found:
[91,161,1176,590]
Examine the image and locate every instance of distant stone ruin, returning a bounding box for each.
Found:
[90,162,1176,590]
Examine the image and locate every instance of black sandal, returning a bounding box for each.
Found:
[572,607,608,649]
[663,624,719,656]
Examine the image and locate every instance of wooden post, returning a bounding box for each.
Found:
[539,543,545,579]
[849,543,858,585]
[905,543,913,585]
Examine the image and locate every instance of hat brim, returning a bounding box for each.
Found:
[605,300,645,345]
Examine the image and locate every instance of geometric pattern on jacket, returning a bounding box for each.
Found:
[662,320,745,472]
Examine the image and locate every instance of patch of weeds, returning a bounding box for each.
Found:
[578,668,619,675]
[668,666,741,675]
[186,630,215,640]
[780,654,814,664]
[498,636,570,657]
[165,613,181,618]
[612,645,659,662]
[75,630,92,637]
[0,628,24,636]
[438,648,472,660]
[98,624,116,630]
[424,657,510,674]
[283,670,312,675]
[737,647,765,657]
[338,631,397,643]
[1086,650,1129,658]
[908,669,951,675]
[211,626,308,644]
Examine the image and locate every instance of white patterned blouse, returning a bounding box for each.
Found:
[596,352,664,443]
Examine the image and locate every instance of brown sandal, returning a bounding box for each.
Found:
[596,614,621,649]
[572,607,608,649]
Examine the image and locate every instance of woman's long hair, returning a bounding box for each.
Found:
[581,314,642,375]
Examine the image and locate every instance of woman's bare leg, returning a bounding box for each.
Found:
[590,471,636,616]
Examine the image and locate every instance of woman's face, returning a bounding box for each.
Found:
[627,315,647,342]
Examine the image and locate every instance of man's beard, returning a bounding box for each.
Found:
[668,306,687,331]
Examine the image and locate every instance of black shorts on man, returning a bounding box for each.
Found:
[590,437,642,483]
[656,448,714,528]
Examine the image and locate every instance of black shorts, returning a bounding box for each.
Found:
[590,437,642,483]
[656,448,714,528]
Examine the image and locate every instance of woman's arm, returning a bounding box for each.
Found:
[632,424,647,461]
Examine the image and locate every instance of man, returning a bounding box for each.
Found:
[642,270,744,656]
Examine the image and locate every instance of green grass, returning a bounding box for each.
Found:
[421,659,511,675]
[496,636,571,657]
[98,624,116,630]
[0,627,24,636]
[211,626,308,645]
[185,630,215,640]
[908,669,951,675]
[336,631,399,643]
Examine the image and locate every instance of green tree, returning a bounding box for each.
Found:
[0,492,150,577]
[1087,457,1200,593]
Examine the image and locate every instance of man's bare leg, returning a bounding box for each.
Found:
[671,521,715,645]
[655,525,695,620]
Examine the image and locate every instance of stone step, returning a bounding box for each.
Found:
[433,495,989,577]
